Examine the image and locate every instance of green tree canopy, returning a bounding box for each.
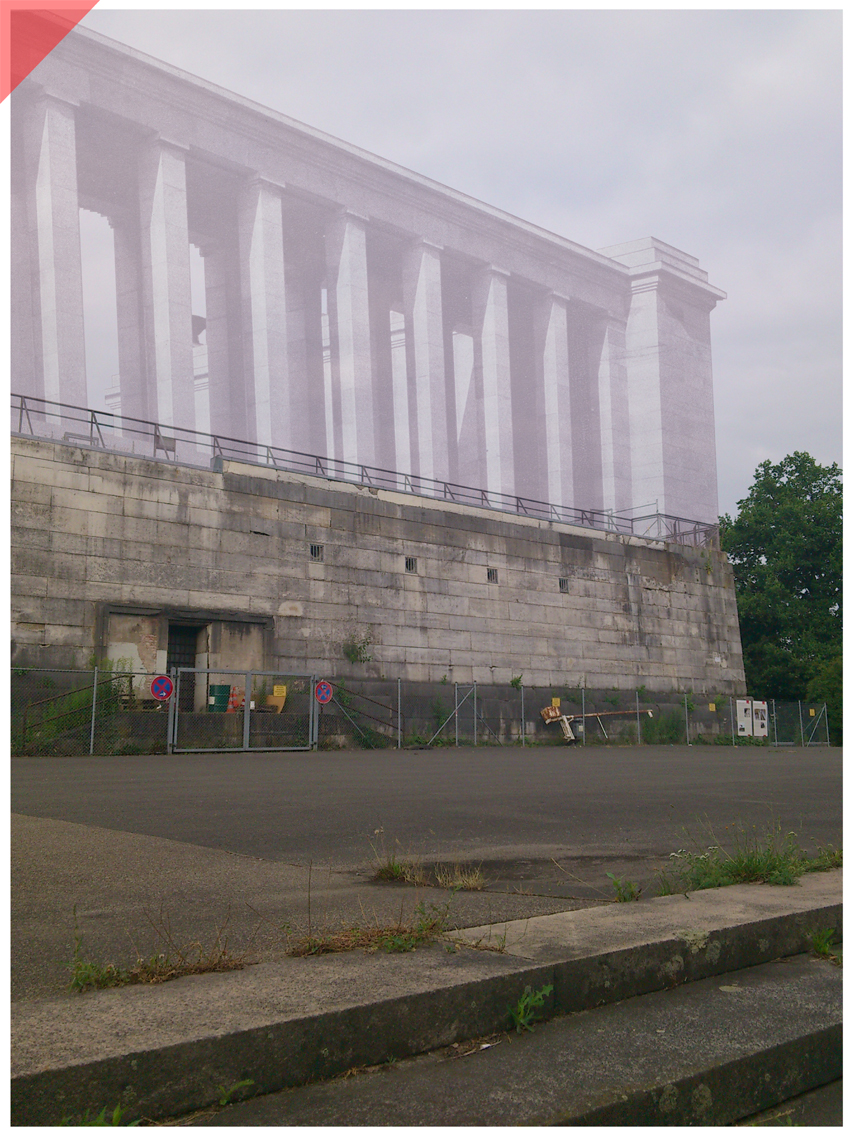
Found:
[720,452,842,707]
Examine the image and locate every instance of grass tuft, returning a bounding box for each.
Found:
[434,862,487,891]
[68,905,247,993]
[288,899,453,957]
[654,821,842,895]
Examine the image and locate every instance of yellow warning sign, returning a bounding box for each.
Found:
[551,697,561,708]
[810,708,816,717]
[274,685,287,697]
[708,703,716,712]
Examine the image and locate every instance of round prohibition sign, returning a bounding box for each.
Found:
[315,680,333,705]
[150,674,174,702]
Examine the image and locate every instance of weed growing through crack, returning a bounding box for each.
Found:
[216,1079,256,1107]
[808,927,842,966]
[606,873,642,902]
[508,984,554,1033]
[68,905,249,993]
[654,820,842,895]
[59,1103,140,1126]
[288,899,454,957]
[434,862,487,891]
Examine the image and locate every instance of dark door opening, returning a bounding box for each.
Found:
[167,623,204,712]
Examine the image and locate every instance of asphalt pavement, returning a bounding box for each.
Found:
[11,745,841,1001]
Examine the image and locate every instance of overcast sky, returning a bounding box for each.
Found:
[74,6,842,517]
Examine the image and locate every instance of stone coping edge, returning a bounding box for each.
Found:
[11,898,842,1125]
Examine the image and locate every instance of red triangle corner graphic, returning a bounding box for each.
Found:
[1,1,101,104]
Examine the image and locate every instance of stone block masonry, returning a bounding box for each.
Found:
[11,437,745,693]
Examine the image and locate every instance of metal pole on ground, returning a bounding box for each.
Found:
[824,703,830,747]
[798,700,805,747]
[397,678,401,748]
[636,690,641,745]
[521,685,525,747]
[89,667,98,755]
[581,688,586,746]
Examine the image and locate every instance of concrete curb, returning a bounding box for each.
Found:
[11,873,842,1125]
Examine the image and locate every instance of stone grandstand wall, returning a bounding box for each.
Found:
[11,436,745,693]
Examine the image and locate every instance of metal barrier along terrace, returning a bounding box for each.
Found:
[11,392,720,548]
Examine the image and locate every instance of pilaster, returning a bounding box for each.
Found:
[535,292,573,509]
[138,139,194,431]
[472,266,513,497]
[237,179,289,448]
[32,95,87,408]
[403,240,448,482]
[325,211,375,467]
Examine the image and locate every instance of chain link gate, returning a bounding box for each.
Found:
[170,670,317,752]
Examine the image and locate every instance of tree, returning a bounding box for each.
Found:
[720,452,842,717]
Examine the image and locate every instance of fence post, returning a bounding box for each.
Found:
[473,683,477,746]
[581,688,586,746]
[684,695,690,745]
[521,685,525,747]
[824,703,830,747]
[454,683,458,747]
[771,699,778,746]
[243,672,253,750]
[730,699,736,747]
[397,678,401,748]
[636,690,641,745]
[167,668,176,753]
[89,667,98,755]
[798,700,805,747]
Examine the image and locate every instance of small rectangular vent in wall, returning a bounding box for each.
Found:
[559,577,569,593]
[405,556,418,574]
[309,544,324,562]
[487,567,499,584]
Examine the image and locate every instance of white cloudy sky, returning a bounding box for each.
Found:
[73,6,843,516]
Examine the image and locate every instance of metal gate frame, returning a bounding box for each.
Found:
[169,668,318,752]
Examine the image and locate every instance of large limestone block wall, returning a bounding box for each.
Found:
[11,437,745,693]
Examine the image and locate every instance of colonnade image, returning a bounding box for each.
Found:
[10,17,725,524]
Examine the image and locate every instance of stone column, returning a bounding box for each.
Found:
[111,215,147,421]
[32,95,87,408]
[535,292,573,510]
[403,240,448,483]
[325,211,375,468]
[472,266,513,498]
[598,316,632,514]
[138,139,194,431]
[238,178,289,449]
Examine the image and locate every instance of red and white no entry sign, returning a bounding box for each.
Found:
[315,680,333,704]
[150,674,174,701]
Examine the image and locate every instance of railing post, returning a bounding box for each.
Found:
[89,667,98,755]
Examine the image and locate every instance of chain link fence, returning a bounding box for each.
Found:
[11,669,832,754]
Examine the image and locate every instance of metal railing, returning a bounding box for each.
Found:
[11,392,719,548]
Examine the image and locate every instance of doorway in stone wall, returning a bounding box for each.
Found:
[167,623,206,712]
